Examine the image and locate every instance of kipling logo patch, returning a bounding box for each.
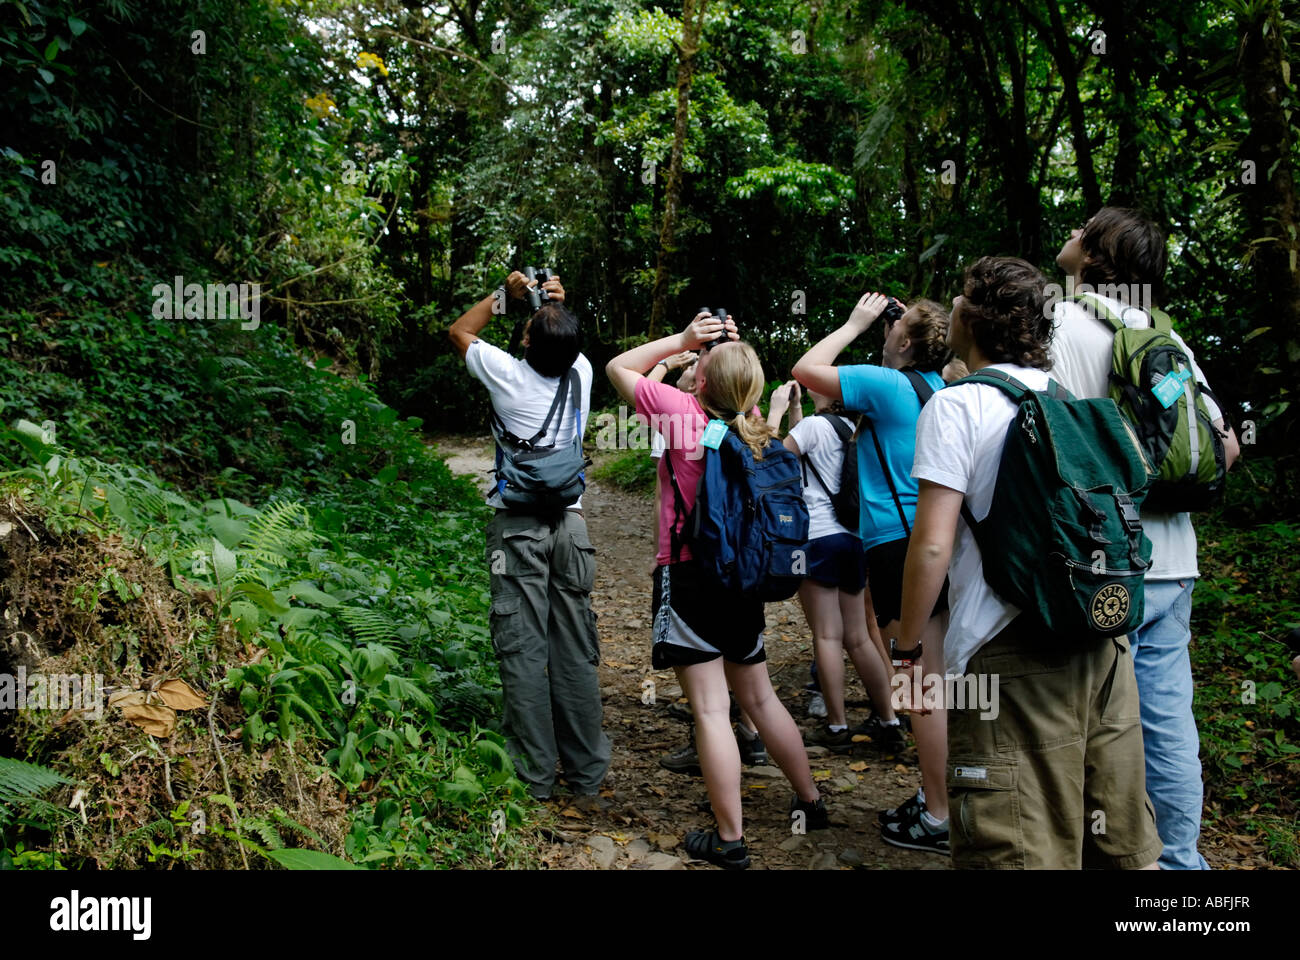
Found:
[1090,582,1130,629]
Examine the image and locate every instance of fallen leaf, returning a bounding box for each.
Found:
[851,734,872,743]
[848,761,868,772]
[608,833,631,845]
[109,689,147,708]
[812,769,832,781]
[122,703,177,737]
[746,783,768,789]
[893,764,909,774]
[560,806,585,819]
[156,678,206,710]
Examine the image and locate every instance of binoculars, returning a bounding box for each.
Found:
[698,306,729,349]
[524,266,554,311]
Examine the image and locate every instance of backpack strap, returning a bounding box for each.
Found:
[802,412,852,495]
[863,370,936,538]
[490,368,572,448]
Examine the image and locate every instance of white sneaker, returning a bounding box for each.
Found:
[807,692,827,719]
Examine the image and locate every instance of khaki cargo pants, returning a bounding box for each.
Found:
[947,619,1163,869]
[486,509,610,798]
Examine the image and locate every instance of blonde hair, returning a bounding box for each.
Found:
[903,299,953,372]
[699,341,777,458]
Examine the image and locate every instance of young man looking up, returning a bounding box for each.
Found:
[1051,209,1240,869]
[449,271,611,801]
[899,256,1162,869]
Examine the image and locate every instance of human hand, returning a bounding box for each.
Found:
[540,272,564,303]
[665,350,698,371]
[848,291,891,333]
[769,379,799,416]
[683,311,738,349]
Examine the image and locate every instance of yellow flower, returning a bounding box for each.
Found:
[356,51,388,76]
[305,92,337,118]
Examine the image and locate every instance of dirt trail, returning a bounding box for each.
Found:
[434,435,944,870]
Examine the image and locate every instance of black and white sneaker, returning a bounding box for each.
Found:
[880,805,949,855]
[877,789,925,827]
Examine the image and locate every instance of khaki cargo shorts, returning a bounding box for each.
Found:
[946,619,1163,869]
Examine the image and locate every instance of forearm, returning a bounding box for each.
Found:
[647,361,669,383]
[788,403,803,428]
[791,323,859,399]
[606,332,688,405]
[449,293,498,359]
[897,483,961,650]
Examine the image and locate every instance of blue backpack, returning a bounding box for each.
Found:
[665,429,810,601]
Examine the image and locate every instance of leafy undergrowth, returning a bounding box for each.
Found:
[0,344,545,868]
[1191,466,1300,869]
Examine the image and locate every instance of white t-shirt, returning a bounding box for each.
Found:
[788,414,858,541]
[912,363,1051,675]
[465,340,592,510]
[1049,295,1223,581]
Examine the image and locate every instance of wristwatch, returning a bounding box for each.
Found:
[656,359,670,370]
[890,639,922,668]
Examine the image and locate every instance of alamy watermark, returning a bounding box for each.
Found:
[0,668,104,719]
[891,671,1000,720]
[591,408,711,460]
[1042,276,1154,321]
[151,275,260,330]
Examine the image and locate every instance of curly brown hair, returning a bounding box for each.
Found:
[961,256,1053,371]
[902,299,952,372]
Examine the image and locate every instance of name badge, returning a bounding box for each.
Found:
[700,419,729,450]
[1152,368,1192,409]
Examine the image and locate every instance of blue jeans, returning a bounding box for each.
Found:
[1132,579,1209,870]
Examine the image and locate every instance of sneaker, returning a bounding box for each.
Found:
[807,692,828,719]
[854,715,907,753]
[666,702,694,724]
[684,828,750,870]
[736,727,768,766]
[877,789,924,827]
[790,794,831,831]
[806,724,854,753]
[659,742,701,776]
[880,805,949,855]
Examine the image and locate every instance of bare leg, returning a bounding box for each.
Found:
[840,588,897,723]
[799,579,848,726]
[725,660,818,802]
[676,660,743,841]
[864,583,892,695]
[882,612,948,820]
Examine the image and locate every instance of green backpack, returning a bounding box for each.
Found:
[1070,293,1227,513]
[952,369,1156,641]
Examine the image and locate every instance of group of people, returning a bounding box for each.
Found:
[449,206,1240,870]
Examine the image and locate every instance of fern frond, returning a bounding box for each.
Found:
[337,606,398,645]
[0,757,68,826]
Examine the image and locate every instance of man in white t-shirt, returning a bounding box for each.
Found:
[1050,208,1240,869]
[901,255,1162,869]
[449,271,610,801]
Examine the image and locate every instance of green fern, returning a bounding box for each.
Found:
[338,606,398,646]
[0,758,68,826]
[237,500,315,580]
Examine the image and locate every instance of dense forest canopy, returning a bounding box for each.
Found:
[3,0,1296,506]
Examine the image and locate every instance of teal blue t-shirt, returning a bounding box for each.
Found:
[838,365,945,549]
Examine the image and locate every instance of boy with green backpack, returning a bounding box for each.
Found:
[898,256,1163,868]
[1050,208,1241,869]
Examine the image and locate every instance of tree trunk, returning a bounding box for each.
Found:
[1238,2,1300,432]
[648,0,708,339]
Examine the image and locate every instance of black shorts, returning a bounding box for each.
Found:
[650,562,766,669]
[866,535,949,628]
[805,533,867,594]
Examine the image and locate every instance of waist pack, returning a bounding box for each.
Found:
[665,427,809,602]
[800,412,860,532]
[950,369,1155,640]
[490,369,587,514]
[1071,293,1226,513]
